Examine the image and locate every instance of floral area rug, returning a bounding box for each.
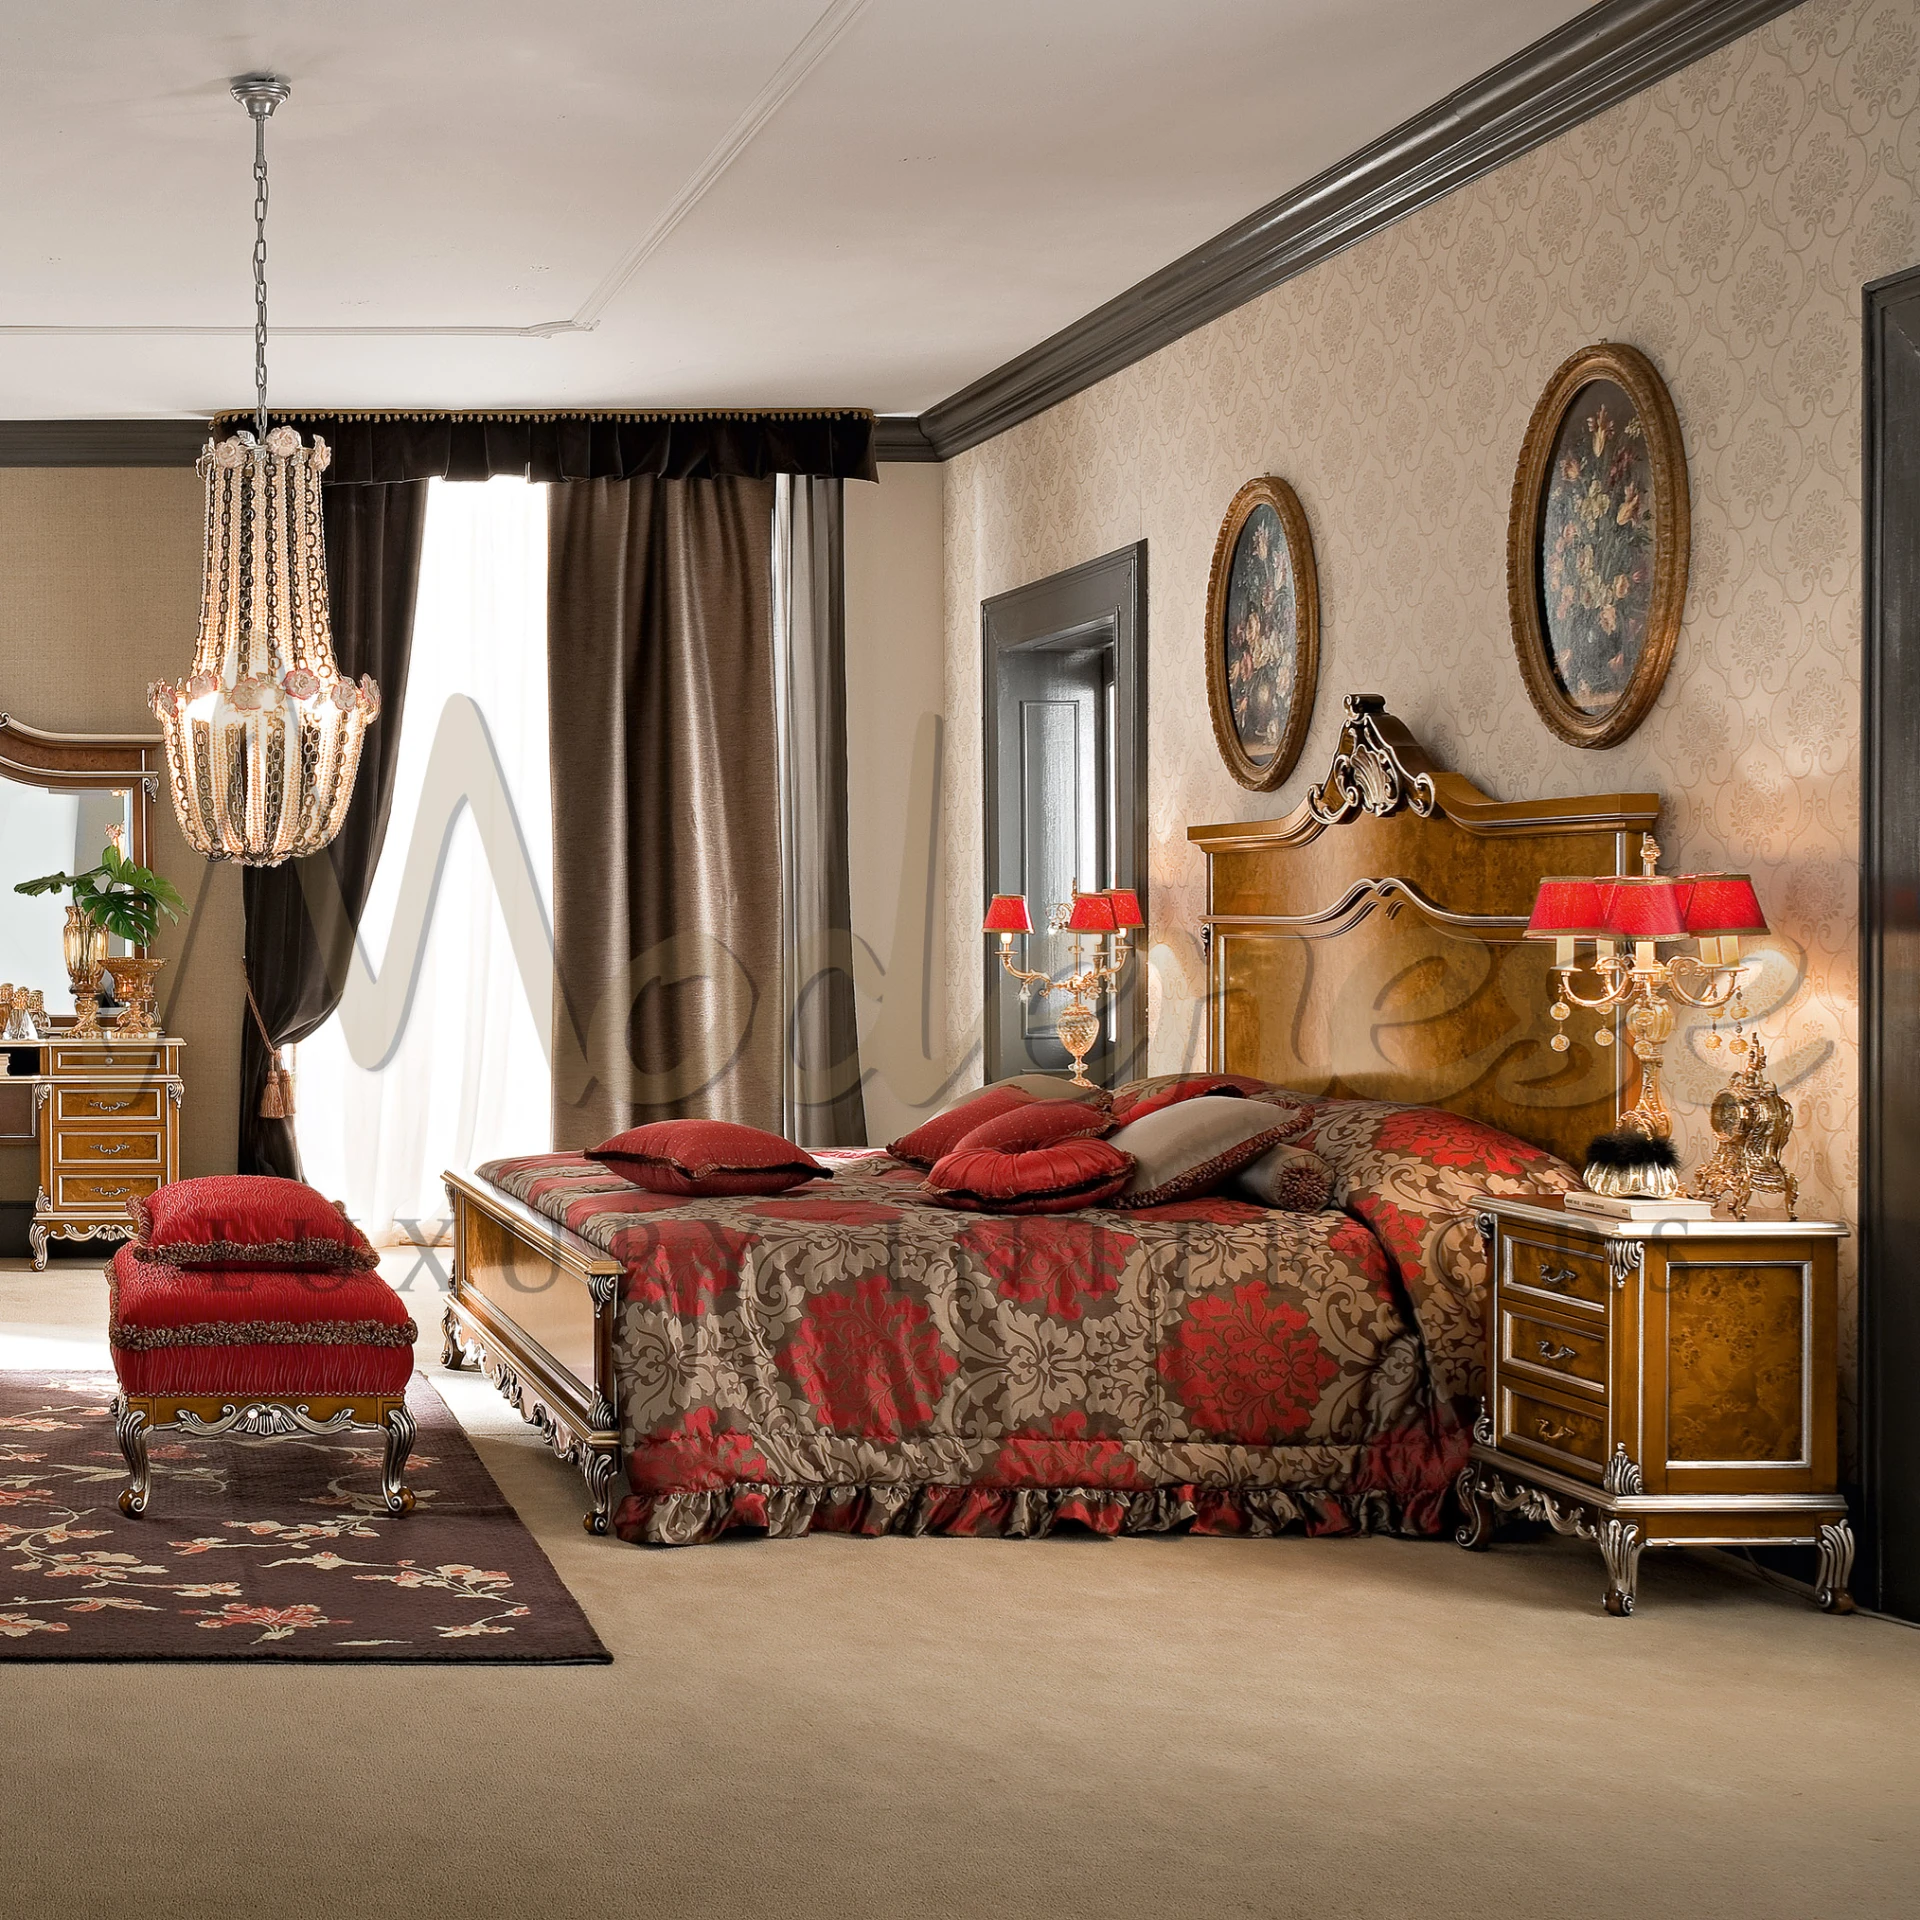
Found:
[0,1369,608,1663]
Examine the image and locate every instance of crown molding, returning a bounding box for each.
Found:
[911,0,1801,461]
[0,419,208,466]
[872,415,940,464]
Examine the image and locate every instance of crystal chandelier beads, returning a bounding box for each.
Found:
[150,74,378,867]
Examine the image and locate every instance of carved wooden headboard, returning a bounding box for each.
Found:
[1188,694,1661,1167]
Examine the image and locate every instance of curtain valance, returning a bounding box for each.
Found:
[208,409,878,485]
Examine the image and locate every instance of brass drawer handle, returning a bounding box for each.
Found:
[1535,1416,1575,1443]
[1536,1338,1578,1363]
[86,1098,132,1113]
[1536,1262,1579,1289]
[90,1142,137,1156]
[90,1184,131,1198]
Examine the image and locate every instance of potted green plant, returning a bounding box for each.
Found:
[15,843,188,1037]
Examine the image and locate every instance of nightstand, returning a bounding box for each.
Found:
[1456,1194,1851,1616]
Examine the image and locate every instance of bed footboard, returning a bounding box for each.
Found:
[441,1168,623,1534]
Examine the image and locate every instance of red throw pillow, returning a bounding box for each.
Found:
[955,1100,1113,1154]
[588,1121,829,1197]
[1108,1072,1274,1123]
[924,1138,1134,1214]
[127,1175,380,1271]
[886,1086,1034,1168]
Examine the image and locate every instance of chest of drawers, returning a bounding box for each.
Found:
[27,1035,183,1267]
[1457,1194,1850,1616]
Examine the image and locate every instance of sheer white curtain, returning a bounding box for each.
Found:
[297,477,553,1244]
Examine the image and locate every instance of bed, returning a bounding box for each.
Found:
[441,693,1658,1543]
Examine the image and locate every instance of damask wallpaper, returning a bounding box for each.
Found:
[941,0,1920,1399]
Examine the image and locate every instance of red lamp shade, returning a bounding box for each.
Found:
[1103,888,1144,930]
[1601,877,1690,941]
[1680,873,1767,936]
[1525,878,1612,939]
[982,893,1033,936]
[1066,891,1119,933]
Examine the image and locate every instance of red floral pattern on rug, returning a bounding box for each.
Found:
[0,1371,605,1662]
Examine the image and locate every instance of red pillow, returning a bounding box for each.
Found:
[127,1175,380,1271]
[588,1121,829,1197]
[1108,1073,1271,1123]
[924,1138,1134,1214]
[955,1100,1113,1154]
[887,1086,1034,1168]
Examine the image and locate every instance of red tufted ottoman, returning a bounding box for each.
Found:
[106,1177,420,1519]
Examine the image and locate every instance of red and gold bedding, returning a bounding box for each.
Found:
[477,1099,1576,1547]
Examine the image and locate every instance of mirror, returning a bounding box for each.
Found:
[0,715,160,1022]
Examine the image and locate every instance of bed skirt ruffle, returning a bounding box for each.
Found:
[613,1478,1453,1547]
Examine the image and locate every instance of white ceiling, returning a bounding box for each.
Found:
[0,0,1585,420]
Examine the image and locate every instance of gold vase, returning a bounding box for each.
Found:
[107,957,166,1039]
[62,906,108,1012]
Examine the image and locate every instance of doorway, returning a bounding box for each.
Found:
[1861,261,1920,1622]
[982,543,1147,1088]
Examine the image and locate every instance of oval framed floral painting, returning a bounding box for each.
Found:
[1205,476,1320,790]
[1508,342,1689,750]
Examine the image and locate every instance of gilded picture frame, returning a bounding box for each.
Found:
[1507,341,1689,750]
[1204,476,1320,791]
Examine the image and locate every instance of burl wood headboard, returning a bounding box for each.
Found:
[1189,693,1661,1167]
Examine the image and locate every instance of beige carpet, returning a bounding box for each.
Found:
[2,1258,1916,1920]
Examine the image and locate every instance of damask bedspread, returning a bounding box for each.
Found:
[477,1101,1577,1547]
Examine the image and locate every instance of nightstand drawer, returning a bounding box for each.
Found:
[54,1173,157,1212]
[50,1045,169,1076]
[1501,1306,1607,1394]
[1500,1231,1610,1314]
[56,1087,163,1124]
[55,1128,163,1169]
[1499,1383,1607,1479]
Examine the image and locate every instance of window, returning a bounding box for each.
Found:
[296,477,553,1244]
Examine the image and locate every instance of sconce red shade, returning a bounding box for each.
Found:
[1066,891,1119,933]
[1103,888,1144,929]
[982,893,1033,936]
[1600,876,1690,941]
[1679,873,1767,936]
[1525,878,1612,938]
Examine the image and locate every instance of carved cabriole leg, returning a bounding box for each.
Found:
[440,1301,467,1370]
[1599,1518,1644,1616]
[29,1223,49,1272]
[382,1404,418,1515]
[1454,1465,1493,1550]
[1815,1520,1856,1614]
[582,1450,616,1536]
[114,1396,152,1517]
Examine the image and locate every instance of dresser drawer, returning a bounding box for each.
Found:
[55,1128,164,1169]
[1499,1383,1607,1480]
[50,1045,169,1076]
[1501,1305,1607,1395]
[1499,1231,1610,1315]
[55,1172,158,1213]
[56,1087,163,1124]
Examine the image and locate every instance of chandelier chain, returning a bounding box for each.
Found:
[251,106,271,442]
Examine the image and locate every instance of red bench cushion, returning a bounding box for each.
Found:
[128,1174,380,1271]
[108,1245,416,1397]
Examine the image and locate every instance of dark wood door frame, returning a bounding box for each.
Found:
[982,543,1148,1088]
[1860,261,1920,1622]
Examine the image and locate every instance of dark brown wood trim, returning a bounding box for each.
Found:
[907,0,1800,461]
[873,416,940,463]
[0,419,208,466]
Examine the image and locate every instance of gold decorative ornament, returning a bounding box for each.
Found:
[106,957,166,1040]
[1691,1034,1798,1219]
[148,77,377,867]
[1204,476,1320,791]
[1508,342,1689,750]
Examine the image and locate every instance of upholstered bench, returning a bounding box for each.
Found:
[105,1176,419,1519]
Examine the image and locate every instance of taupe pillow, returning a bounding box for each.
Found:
[1106,1096,1300,1208]
[1234,1141,1334,1211]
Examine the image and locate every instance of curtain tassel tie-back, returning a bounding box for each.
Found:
[244,970,296,1119]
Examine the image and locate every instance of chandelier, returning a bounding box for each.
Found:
[149,75,378,867]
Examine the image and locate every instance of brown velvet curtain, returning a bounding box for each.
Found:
[239,482,428,1176]
[548,476,780,1148]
